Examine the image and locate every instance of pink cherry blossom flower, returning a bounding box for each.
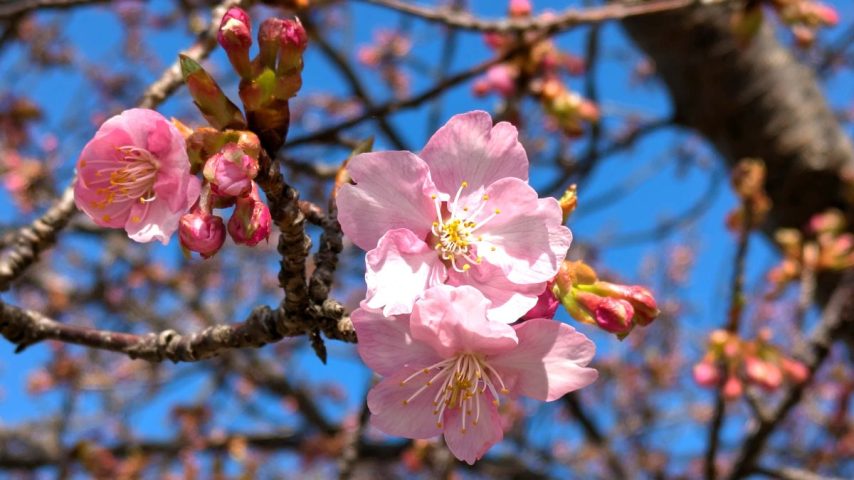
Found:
[353,285,598,465]
[74,108,201,244]
[338,111,572,320]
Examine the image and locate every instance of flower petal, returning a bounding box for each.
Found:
[442,393,504,465]
[478,178,571,284]
[409,285,518,358]
[352,307,440,376]
[490,319,598,402]
[364,229,447,316]
[337,151,436,251]
[367,369,444,439]
[126,197,180,244]
[420,111,527,202]
[448,263,543,322]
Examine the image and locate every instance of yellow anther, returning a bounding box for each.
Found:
[494,209,501,214]
[462,264,471,271]
[461,181,468,187]
[102,215,111,222]
[482,194,489,200]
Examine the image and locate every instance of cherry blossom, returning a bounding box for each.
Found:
[73,108,200,244]
[352,285,598,464]
[338,111,571,321]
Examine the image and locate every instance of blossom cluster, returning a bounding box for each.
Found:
[73,7,306,256]
[693,329,809,398]
[338,111,599,464]
[472,0,598,137]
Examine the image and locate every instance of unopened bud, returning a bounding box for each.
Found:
[180,208,226,259]
[744,356,783,391]
[780,357,809,383]
[723,375,743,399]
[278,18,308,76]
[228,184,272,246]
[559,184,577,223]
[574,291,634,335]
[520,282,559,321]
[258,18,286,70]
[509,0,532,17]
[692,359,720,387]
[218,7,252,78]
[203,143,260,197]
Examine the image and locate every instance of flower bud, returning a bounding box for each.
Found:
[723,375,743,399]
[179,208,226,259]
[573,291,634,335]
[509,0,532,17]
[218,7,253,79]
[558,184,577,223]
[780,357,809,383]
[278,18,308,77]
[258,18,286,70]
[228,184,272,246]
[520,282,559,321]
[203,143,260,197]
[744,356,783,391]
[692,359,720,387]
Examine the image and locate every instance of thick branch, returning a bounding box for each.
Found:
[0,299,355,362]
[360,0,705,33]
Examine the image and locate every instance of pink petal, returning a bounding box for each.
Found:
[478,179,571,284]
[73,179,133,228]
[448,263,543,322]
[409,285,517,358]
[364,229,447,316]
[490,319,598,402]
[126,198,180,245]
[367,369,444,439]
[442,392,504,465]
[337,151,436,251]
[420,111,528,203]
[351,307,440,376]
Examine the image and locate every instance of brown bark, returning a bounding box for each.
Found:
[622,4,854,234]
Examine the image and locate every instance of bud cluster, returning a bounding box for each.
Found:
[693,329,809,398]
[725,158,771,233]
[734,0,838,47]
[178,128,271,258]
[766,209,854,297]
[552,260,660,338]
[471,0,597,137]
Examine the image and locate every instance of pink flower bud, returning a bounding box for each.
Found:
[780,357,809,383]
[485,65,516,97]
[218,7,253,79]
[744,356,783,391]
[203,143,259,198]
[278,18,308,76]
[520,283,559,321]
[574,291,634,335]
[179,209,226,259]
[228,184,272,246]
[588,281,660,326]
[692,360,720,387]
[723,375,743,399]
[509,0,532,17]
[258,18,286,69]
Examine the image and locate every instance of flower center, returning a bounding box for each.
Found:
[400,353,509,433]
[430,181,501,273]
[92,146,160,210]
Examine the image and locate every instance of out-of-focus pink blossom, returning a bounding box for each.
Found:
[73,108,200,244]
[692,360,720,387]
[352,285,597,465]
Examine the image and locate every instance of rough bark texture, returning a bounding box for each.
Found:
[622,4,854,235]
